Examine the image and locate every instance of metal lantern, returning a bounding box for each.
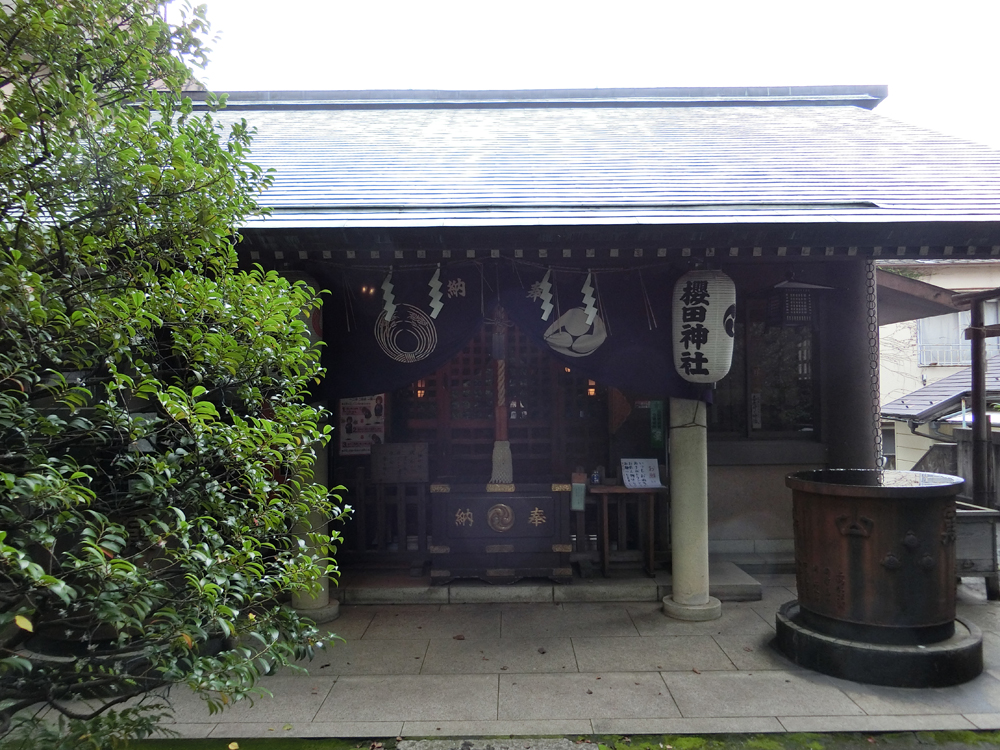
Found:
[672,270,736,384]
[766,280,830,328]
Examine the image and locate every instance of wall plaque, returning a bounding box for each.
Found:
[370,442,429,483]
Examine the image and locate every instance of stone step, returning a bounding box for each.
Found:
[334,560,763,605]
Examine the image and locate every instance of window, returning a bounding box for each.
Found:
[709,295,818,437]
[918,302,1000,366]
[881,422,897,469]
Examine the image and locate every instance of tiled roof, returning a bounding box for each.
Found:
[882,355,1000,421]
[206,87,1000,229]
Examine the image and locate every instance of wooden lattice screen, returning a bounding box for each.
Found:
[393,321,608,482]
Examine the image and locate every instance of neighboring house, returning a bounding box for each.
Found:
[880,260,1000,468]
[882,354,1000,470]
[196,86,1000,581]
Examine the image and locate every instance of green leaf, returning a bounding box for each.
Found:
[0,0,347,737]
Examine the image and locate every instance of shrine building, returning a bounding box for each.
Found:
[202,86,1000,605]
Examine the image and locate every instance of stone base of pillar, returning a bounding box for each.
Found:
[294,600,340,624]
[662,595,722,621]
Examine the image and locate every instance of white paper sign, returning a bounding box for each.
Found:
[339,394,386,456]
[620,458,664,489]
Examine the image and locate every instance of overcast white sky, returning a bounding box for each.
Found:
[192,0,1000,149]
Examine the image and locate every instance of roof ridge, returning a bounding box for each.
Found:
[192,85,888,111]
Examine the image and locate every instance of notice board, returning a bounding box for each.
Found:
[370,443,429,483]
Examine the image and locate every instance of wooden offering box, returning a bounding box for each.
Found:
[429,483,573,584]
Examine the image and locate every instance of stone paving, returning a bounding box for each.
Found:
[157,575,1000,740]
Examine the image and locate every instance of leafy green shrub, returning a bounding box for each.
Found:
[0,0,347,743]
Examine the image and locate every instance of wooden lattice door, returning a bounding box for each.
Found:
[393,321,608,483]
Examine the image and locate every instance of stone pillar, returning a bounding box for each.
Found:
[291,436,340,623]
[663,397,721,621]
[281,272,340,623]
[821,259,878,470]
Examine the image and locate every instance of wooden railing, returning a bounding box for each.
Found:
[339,466,432,570]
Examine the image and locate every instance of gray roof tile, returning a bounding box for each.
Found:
[882,355,1000,421]
[212,91,1000,228]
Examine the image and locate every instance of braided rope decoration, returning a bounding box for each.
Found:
[490,441,513,484]
[496,359,506,410]
[490,359,513,484]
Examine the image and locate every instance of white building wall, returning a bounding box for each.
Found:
[880,262,1000,409]
[891,420,937,470]
[880,320,923,405]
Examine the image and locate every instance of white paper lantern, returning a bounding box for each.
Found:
[672,270,736,384]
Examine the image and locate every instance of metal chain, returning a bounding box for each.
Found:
[866,258,885,468]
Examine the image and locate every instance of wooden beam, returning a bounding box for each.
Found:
[877,269,967,324]
[954,287,1000,305]
[966,324,1000,340]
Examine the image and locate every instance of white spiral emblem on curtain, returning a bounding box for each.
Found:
[374,304,438,363]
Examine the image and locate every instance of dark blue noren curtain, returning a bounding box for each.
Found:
[321,265,487,399]
[319,261,709,402]
[497,264,707,401]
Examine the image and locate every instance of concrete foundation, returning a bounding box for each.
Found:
[775,600,983,688]
[662,595,722,621]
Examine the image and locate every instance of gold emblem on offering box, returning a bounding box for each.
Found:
[528,507,547,526]
[487,503,515,532]
[455,508,474,526]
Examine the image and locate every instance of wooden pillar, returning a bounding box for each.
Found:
[970,299,992,506]
[821,259,878,469]
[952,286,1000,507]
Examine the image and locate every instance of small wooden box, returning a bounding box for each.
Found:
[956,501,1000,575]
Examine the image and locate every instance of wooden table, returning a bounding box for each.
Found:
[587,485,669,577]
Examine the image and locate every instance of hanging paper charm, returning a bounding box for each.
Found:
[527,269,554,321]
[428,265,444,319]
[672,270,736,384]
[581,272,597,325]
[380,269,397,320]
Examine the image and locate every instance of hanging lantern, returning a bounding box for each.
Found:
[766,280,832,327]
[672,270,737,383]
